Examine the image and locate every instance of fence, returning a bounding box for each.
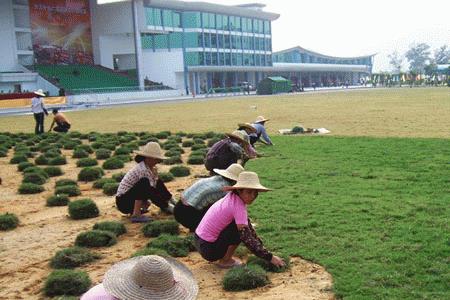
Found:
[205,86,249,97]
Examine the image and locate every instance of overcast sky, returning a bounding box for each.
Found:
[100,0,450,72]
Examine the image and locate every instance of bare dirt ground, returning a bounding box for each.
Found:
[0,148,334,300]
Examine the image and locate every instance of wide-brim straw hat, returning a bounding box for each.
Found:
[134,142,167,160]
[226,130,249,145]
[103,255,198,300]
[254,115,269,123]
[213,163,245,181]
[223,171,272,192]
[237,123,257,134]
[33,89,46,97]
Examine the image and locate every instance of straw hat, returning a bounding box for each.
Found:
[238,123,257,133]
[224,171,272,192]
[33,89,46,97]
[103,255,198,300]
[134,142,167,160]
[254,115,269,123]
[226,130,249,145]
[213,163,245,181]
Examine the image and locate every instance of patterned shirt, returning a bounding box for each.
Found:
[182,175,229,210]
[116,161,158,197]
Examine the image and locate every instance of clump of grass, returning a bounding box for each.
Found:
[181,140,194,147]
[23,166,49,179]
[207,137,222,147]
[112,172,125,182]
[10,154,28,164]
[191,143,207,151]
[74,144,93,154]
[76,158,98,167]
[114,147,131,155]
[72,148,89,159]
[55,185,81,197]
[22,172,47,185]
[18,183,44,194]
[93,221,127,236]
[142,220,179,237]
[158,172,174,183]
[46,194,70,207]
[95,148,111,159]
[93,178,116,189]
[114,154,132,163]
[75,230,117,247]
[44,166,64,177]
[246,255,291,273]
[187,155,204,165]
[68,199,99,219]
[17,161,34,172]
[147,234,190,257]
[48,156,67,165]
[102,157,124,170]
[234,245,250,258]
[222,265,268,291]
[55,179,78,187]
[50,247,100,269]
[34,154,49,165]
[131,247,169,258]
[155,131,170,139]
[0,213,19,231]
[44,269,91,297]
[103,182,119,196]
[169,165,190,177]
[78,167,104,182]
[163,156,182,165]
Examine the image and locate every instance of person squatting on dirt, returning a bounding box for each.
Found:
[237,122,260,157]
[174,163,244,232]
[48,108,71,133]
[194,171,286,269]
[249,115,274,146]
[115,142,175,223]
[31,89,48,134]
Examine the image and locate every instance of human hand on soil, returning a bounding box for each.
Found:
[271,255,286,267]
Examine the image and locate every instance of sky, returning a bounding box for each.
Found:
[99,0,450,72]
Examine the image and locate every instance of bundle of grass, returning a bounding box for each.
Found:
[112,172,125,182]
[76,158,98,167]
[78,167,104,182]
[93,177,116,189]
[34,154,49,165]
[0,148,7,157]
[205,131,216,139]
[44,148,62,158]
[163,142,179,151]
[95,148,111,159]
[10,154,28,164]
[132,247,169,258]
[74,144,94,154]
[147,234,189,257]
[181,140,194,147]
[68,131,82,139]
[103,182,119,196]
[55,185,81,197]
[191,149,207,156]
[163,156,182,165]
[18,182,44,194]
[175,131,187,137]
[187,155,204,165]
[155,131,170,139]
[246,255,291,273]
[192,133,207,140]
[102,157,124,170]
[207,137,222,147]
[68,198,99,219]
[62,140,80,150]
[191,143,207,151]
[72,148,89,159]
[142,220,179,237]
[50,246,101,269]
[75,230,117,247]
[158,172,174,183]
[0,213,19,231]
[114,154,132,163]
[114,146,131,155]
[23,166,49,179]
[17,161,34,172]
[93,221,126,236]
[44,269,91,297]
[46,194,70,207]
[222,265,269,291]
[193,138,205,145]
[291,126,304,134]
[169,165,190,177]
[103,143,117,151]
[165,149,182,157]
[167,135,182,143]
[44,166,64,177]
[22,172,47,185]
[55,179,78,187]
[234,245,250,258]
[48,156,67,166]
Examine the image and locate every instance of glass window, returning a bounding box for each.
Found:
[266,54,272,65]
[154,34,168,49]
[258,20,263,33]
[265,38,272,51]
[183,12,201,28]
[141,34,153,49]
[232,53,237,65]
[219,52,224,65]
[198,33,204,48]
[225,52,231,65]
[235,17,241,31]
[253,19,259,33]
[237,53,243,65]
[216,15,223,30]
[173,12,181,28]
[169,32,183,48]
[218,34,224,48]
[209,13,215,29]
[185,52,199,66]
[204,33,211,48]
[163,10,173,27]
[224,34,230,48]
[229,16,235,30]
[199,52,204,65]
[205,52,212,65]
[242,18,248,32]
[202,13,209,29]
[264,21,270,34]
[222,15,229,30]
[184,32,199,48]
[211,52,218,65]
[211,33,217,48]
[147,8,162,26]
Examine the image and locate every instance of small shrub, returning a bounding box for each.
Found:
[158,172,174,183]
[55,185,81,197]
[55,179,78,187]
[142,220,179,237]
[114,154,132,163]
[95,148,111,159]
[132,247,169,258]
[68,199,99,219]
[103,157,124,170]
[23,166,49,179]
[48,156,67,165]
[207,137,222,147]
[175,131,187,137]
[114,147,131,155]
[78,167,104,182]
[183,234,197,252]
[10,154,28,164]
[147,234,189,257]
[112,172,125,182]
[75,230,117,247]
[193,133,207,140]
[62,141,79,150]
[18,183,44,194]
[46,194,70,206]
[44,269,91,296]
[193,138,205,145]
[0,213,19,231]
[44,166,63,177]
[205,131,216,139]
[44,149,61,158]
[0,149,7,157]
[163,141,179,150]
[165,149,182,157]
[68,131,82,139]
[93,178,116,189]
[191,149,207,156]
[72,148,89,159]
[76,158,98,167]
[187,155,204,165]
[50,247,100,269]
[155,131,170,139]
[74,144,93,154]
[103,182,119,196]
[169,165,190,177]
[222,265,269,291]
[246,255,291,273]
[93,221,126,236]
[35,154,49,165]
[18,161,34,172]
[22,172,47,185]
[163,156,182,165]
[292,126,304,134]
[191,144,207,151]
[167,136,182,143]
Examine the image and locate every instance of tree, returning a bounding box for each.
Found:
[388,51,404,73]
[405,43,431,73]
[434,45,450,64]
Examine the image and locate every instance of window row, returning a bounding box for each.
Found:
[273,52,372,65]
[146,7,181,28]
[185,52,272,67]
[185,33,272,51]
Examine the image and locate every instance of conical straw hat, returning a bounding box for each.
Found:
[134,142,167,160]
[213,163,245,181]
[223,171,272,192]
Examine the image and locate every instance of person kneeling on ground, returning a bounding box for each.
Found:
[48,108,71,133]
[249,116,274,146]
[115,142,175,223]
[194,171,285,268]
[174,163,244,232]
[81,255,198,300]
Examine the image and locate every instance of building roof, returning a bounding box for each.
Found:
[187,63,372,73]
[267,76,289,82]
[273,46,375,61]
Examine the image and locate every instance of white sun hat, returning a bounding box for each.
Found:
[254,115,270,123]
[213,163,245,181]
[223,171,272,192]
[134,142,167,160]
[33,89,46,97]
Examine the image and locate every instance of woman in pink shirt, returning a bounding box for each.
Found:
[194,171,285,268]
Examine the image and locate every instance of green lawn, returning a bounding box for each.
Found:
[248,136,449,299]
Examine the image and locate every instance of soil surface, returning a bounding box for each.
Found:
[0,148,334,300]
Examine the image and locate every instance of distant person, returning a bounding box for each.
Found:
[48,109,71,133]
[31,89,48,134]
[249,116,273,146]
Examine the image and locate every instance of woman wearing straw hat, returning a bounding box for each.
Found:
[204,130,252,173]
[81,255,198,300]
[31,89,48,134]
[249,115,274,146]
[194,171,286,269]
[116,142,175,223]
[174,163,244,232]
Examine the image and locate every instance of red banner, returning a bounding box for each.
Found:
[29,0,93,65]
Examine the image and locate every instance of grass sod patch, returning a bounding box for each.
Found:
[102,182,119,196]
[142,220,180,237]
[44,269,91,297]
[50,246,101,269]
[76,158,98,167]
[93,221,127,236]
[247,135,450,299]
[158,172,174,183]
[169,165,190,177]
[222,265,269,291]
[18,182,44,194]
[147,234,190,257]
[131,247,169,258]
[47,194,70,207]
[93,178,116,189]
[55,179,78,187]
[68,199,99,220]
[55,185,81,197]
[0,213,19,231]
[78,167,104,182]
[102,157,124,170]
[74,230,117,247]
[44,166,64,177]
[246,255,290,273]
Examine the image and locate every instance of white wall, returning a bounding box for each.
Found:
[141,50,185,89]
[0,0,18,71]
[98,35,135,69]
[68,89,184,105]
[114,54,136,70]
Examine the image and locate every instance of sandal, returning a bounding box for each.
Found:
[216,258,243,269]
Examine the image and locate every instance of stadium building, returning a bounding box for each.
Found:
[0,0,373,100]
